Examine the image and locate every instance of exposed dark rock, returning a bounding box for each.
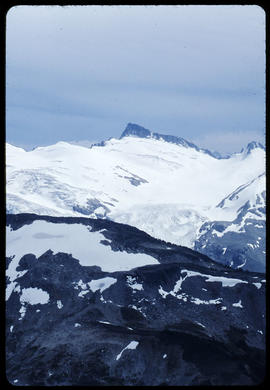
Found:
[6,213,265,386]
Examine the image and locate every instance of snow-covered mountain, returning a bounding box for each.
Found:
[6,123,265,271]
[195,173,265,272]
[6,214,265,386]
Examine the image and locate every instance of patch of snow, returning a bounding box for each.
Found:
[19,305,26,320]
[181,269,248,287]
[57,300,63,309]
[158,286,169,299]
[6,221,159,275]
[158,284,188,302]
[16,270,28,279]
[253,283,262,289]
[10,325,14,332]
[20,287,50,305]
[212,222,246,237]
[129,304,146,317]
[78,290,89,297]
[88,277,117,293]
[236,259,246,269]
[6,277,27,302]
[126,275,143,291]
[191,297,222,305]
[163,354,167,359]
[14,284,21,293]
[195,322,206,328]
[175,293,188,302]
[116,341,139,361]
[172,277,187,292]
[6,282,15,301]
[99,295,114,305]
[74,323,81,327]
[232,300,243,308]
[77,280,87,289]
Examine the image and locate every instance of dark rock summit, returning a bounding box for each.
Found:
[120,123,152,139]
[120,123,230,159]
[121,123,201,149]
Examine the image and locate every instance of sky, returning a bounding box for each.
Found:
[6,5,265,154]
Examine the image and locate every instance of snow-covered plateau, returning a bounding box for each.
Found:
[6,123,266,271]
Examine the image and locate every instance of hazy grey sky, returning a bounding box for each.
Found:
[6,5,265,153]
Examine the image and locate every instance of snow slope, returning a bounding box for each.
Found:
[6,220,158,285]
[6,123,265,270]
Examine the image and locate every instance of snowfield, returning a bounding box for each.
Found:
[6,128,265,252]
[6,220,159,287]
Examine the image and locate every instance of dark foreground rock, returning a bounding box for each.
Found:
[6,214,266,385]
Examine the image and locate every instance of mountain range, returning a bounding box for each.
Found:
[6,123,266,272]
[5,124,266,385]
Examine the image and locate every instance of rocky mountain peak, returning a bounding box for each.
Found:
[120,123,199,149]
[120,123,152,139]
[241,141,265,155]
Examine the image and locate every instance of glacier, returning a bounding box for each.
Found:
[6,123,265,271]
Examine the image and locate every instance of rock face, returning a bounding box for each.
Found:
[6,214,265,386]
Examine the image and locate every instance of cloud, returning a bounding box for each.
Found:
[6,5,265,152]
